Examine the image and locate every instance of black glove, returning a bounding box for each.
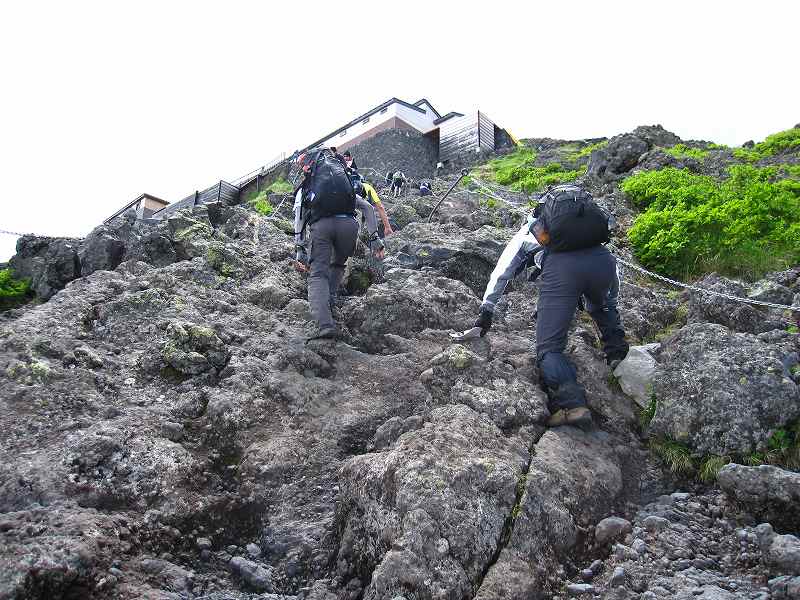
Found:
[474,308,493,337]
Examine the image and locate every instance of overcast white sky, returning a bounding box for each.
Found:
[1,0,798,261]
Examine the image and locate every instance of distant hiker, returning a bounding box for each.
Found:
[473,184,628,430]
[343,150,358,171]
[385,170,393,188]
[391,170,406,198]
[359,180,394,236]
[419,180,433,197]
[293,149,385,340]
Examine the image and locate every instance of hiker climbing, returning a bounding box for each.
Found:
[470,184,629,430]
[419,180,433,197]
[293,149,385,340]
[390,170,406,198]
[356,177,394,236]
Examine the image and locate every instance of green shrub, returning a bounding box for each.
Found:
[489,147,537,183]
[650,437,694,475]
[0,269,32,310]
[266,178,294,194]
[624,165,800,279]
[248,190,273,216]
[699,455,731,482]
[732,128,800,162]
[664,144,709,161]
[490,147,587,192]
[732,148,761,163]
[639,395,658,430]
[754,127,800,156]
[573,140,608,159]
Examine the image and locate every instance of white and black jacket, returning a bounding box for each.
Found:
[481,217,544,313]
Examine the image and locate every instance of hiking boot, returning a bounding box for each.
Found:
[306,326,337,342]
[546,406,593,431]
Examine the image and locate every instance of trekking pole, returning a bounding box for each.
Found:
[427,168,469,223]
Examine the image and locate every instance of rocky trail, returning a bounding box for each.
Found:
[1,125,800,600]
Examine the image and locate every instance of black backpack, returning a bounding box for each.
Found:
[304,149,356,222]
[538,184,610,252]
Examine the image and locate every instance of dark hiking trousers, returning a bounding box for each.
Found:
[309,215,359,330]
[536,245,628,411]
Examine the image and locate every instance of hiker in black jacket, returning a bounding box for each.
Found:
[473,185,629,429]
[293,150,384,340]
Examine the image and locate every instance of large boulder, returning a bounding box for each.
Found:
[420,343,548,431]
[630,125,682,148]
[383,222,511,296]
[334,404,531,600]
[79,224,127,276]
[476,428,625,599]
[613,344,659,407]
[9,235,82,300]
[587,134,650,182]
[718,464,800,531]
[688,273,784,334]
[757,523,800,576]
[167,208,214,260]
[648,322,800,456]
[343,267,479,352]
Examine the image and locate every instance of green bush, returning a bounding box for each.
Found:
[624,165,800,279]
[753,127,800,156]
[732,127,800,162]
[572,140,608,159]
[664,144,709,161]
[489,148,586,192]
[248,191,273,216]
[0,268,32,310]
[266,178,294,194]
[650,437,694,475]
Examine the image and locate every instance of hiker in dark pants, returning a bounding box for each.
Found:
[536,247,628,428]
[293,150,384,339]
[473,185,629,429]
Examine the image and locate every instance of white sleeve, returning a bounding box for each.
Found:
[293,188,305,246]
[481,221,542,311]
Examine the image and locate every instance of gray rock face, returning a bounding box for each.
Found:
[757,523,800,576]
[343,268,479,352]
[335,404,530,600]
[9,234,82,299]
[345,128,438,186]
[421,344,548,431]
[79,224,127,276]
[1,134,794,600]
[383,222,512,296]
[649,322,800,456]
[476,429,625,599]
[587,134,650,182]
[688,273,783,334]
[718,464,800,531]
[168,209,214,260]
[613,344,659,407]
[748,279,796,306]
[631,125,682,148]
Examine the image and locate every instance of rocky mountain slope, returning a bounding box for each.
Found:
[1,124,799,600]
